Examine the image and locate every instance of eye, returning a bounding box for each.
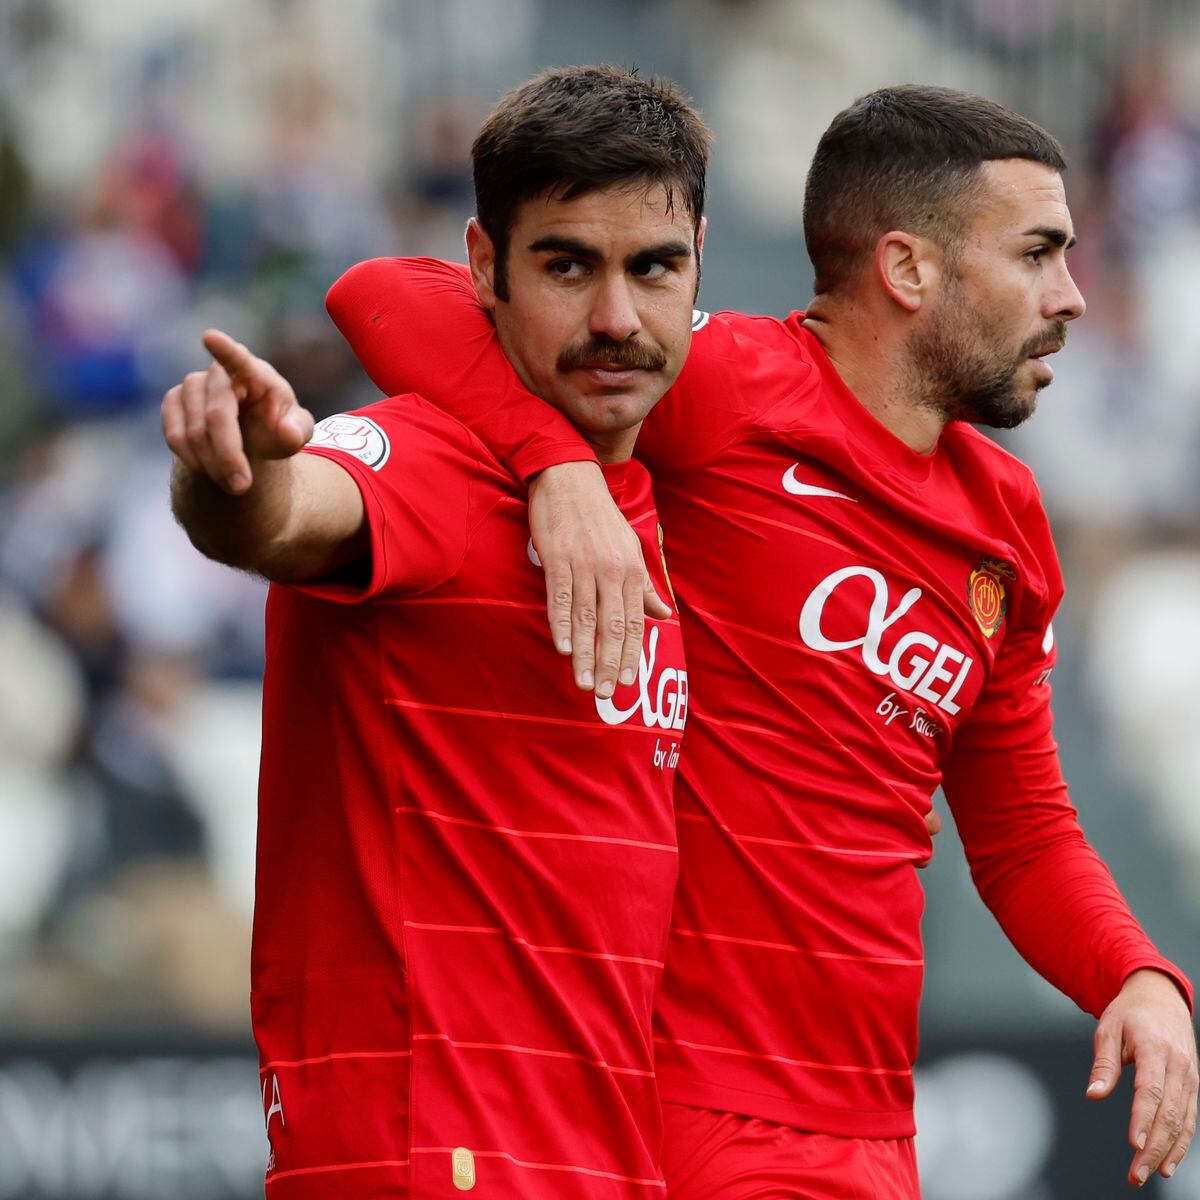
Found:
[631,259,670,280]
[548,258,587,280]
[1024,246,1048,264]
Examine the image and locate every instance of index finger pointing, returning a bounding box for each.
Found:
[202,329,257,390]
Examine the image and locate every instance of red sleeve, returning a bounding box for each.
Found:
[942,731,1193,1017]
[327,259,790,481]
[326,258,595,481]
[634,310,819,477]
[293,397,473,602]
[943,485,1192,1016]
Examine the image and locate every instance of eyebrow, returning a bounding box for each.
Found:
[527,235,694,266]
[1023,226,1078,250]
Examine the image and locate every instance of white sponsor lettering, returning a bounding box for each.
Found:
[909,707,943,739]
[652,737,681,771]
[800,566,973,715]
[262,1074,284,1134]
[596,626,689,732]
[876,691,908,727]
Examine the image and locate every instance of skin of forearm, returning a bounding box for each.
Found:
[170,455,301,576]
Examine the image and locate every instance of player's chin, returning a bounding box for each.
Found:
[1003,390,1040,429]
[568,387,660,432]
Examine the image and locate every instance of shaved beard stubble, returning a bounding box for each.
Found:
[910,277,1067,430]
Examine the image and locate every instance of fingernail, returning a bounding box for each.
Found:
[1137,1132,1147,1150]
[228,472,248,492]
[1136,1165,1149,1185]
[557,639,572,655]
[597,681,614,699]
[1165,1161,1177,1178]
[580,671,594,689]
[1087,1080,1105,1096]
[618,668,634,686]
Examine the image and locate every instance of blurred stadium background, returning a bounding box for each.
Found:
[0,0,1197,1196]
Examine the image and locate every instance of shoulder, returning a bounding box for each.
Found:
[941,424,1061,617]
[941,422,1040,511]
[326,256,472,328]
[678,307,820,399]
[690,307,812,357]
[307,394,513,487]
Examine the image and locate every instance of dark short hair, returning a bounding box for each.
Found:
[472,65,712,299]
[804,84,1067,292]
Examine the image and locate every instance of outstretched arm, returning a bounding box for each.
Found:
[163,330,367,582]
[327,256,668,697]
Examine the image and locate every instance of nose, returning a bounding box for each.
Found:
[1049,263,1086,322]
[588,273,641,342]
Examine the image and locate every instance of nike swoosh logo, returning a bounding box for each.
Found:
[782,465,856,501]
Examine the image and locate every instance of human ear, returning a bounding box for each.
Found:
[875,231,938,313]
[466,219,499,311]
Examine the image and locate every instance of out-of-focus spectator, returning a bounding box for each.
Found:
[0,0,1196,1052]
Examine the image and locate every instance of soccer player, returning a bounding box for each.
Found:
[328,85,1198,1194]
[161,67,710,1197]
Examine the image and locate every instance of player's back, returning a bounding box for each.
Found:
[254,395,686,1197]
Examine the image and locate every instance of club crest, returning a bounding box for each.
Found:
[967,557,1015,638]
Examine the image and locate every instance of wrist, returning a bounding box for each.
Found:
[529,459,605,494]
[1121,968,1192,1010]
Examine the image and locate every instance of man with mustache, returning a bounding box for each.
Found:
[329,84,1197,1194]
[162,66,709,1197]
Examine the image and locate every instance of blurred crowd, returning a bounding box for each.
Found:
[0,0,1197,1038]
[0,0,486,1032]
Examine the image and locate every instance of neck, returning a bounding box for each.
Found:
[803,293,947,455]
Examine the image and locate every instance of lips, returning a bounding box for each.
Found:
[1028,354,1056,383]
[577,365,644,387]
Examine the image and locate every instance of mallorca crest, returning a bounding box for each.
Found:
[967,557,1016,638]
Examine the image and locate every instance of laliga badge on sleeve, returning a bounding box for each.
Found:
[451,1146,476,1191]
[308,414,391,471]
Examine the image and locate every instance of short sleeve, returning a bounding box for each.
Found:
[294,396,475,602]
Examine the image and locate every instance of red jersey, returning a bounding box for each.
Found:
[253,395,686,1196]
[327,259,1192,1141]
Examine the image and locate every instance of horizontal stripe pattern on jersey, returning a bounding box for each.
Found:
[326,257,1191,1145]
[254,396,684,1197]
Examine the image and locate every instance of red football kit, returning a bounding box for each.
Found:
[326,260,1192,1156]
[253,394,686,1197]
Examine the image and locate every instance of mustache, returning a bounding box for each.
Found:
[557,338,667,373]
[1021,322,1068,359]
